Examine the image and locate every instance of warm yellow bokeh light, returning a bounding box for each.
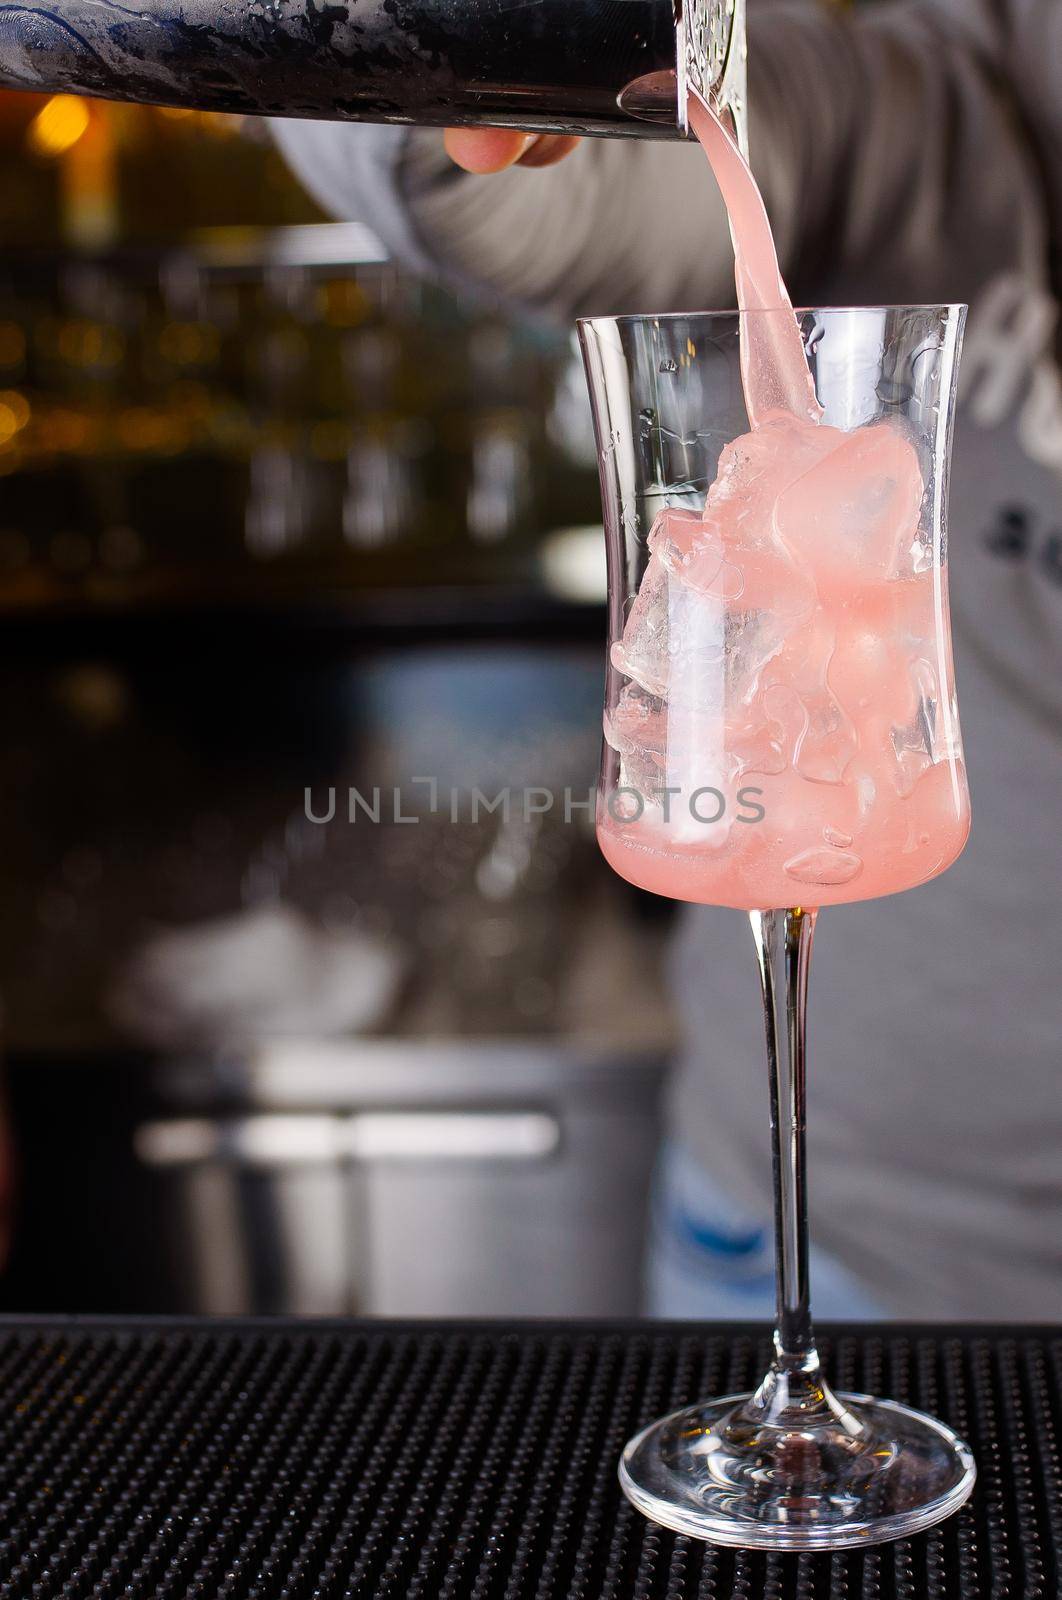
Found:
[28,95,92,159]
[0,390,30,424]
[0,392,31,438]
[57,321,125,369]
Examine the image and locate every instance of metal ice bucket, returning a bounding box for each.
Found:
[134,1040,668,1318]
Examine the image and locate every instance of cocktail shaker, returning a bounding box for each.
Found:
[0,0,745,143]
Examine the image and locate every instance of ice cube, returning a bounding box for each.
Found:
[827,580,943,769]
[768,620,859,785]
[603,682,668,801]
[604,682,731,845]
[729,681,799,778]
[611,508,730,710]
[889,657,961,797]
[701,415,823,626]
[656,525,744,606]
[659,516,806,711]
[610,553,672,698]
[706,413,840,534]
[773,420,924,589]
[900,757,970,862]
[795,697,859,785]
[828,617,906,715]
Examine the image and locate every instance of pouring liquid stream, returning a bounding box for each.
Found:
[685,90,820,425]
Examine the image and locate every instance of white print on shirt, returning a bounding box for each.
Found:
[960,272,1062,474]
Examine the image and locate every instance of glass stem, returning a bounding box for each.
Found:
[750,908,820,1380]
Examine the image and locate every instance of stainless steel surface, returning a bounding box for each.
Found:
[679,0,747,150]
[136,1110,562,1164]
[141,1041,667,1319]
[0,0,686,137]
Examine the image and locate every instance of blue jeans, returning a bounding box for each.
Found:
[647,1142,884,1320]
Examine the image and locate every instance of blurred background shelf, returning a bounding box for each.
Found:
[0,244,601,612]
[0,91,676,1323]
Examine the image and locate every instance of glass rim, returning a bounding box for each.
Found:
[577,303,967,329]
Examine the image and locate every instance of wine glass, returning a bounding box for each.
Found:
[578,306,975,1549]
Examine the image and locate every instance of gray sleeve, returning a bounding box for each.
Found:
[271,0,1047,320]
[269,119,440,279]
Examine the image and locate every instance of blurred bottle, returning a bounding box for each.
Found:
[463,323,535,550]
[467,415,532,546]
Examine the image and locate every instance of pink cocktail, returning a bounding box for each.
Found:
[597,406,970,910]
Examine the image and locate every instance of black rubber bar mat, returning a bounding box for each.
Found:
[0,1318,1057,1598]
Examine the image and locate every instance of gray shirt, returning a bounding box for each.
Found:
[273,0,1062,1319]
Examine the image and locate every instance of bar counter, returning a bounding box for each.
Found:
[0,1317,1056,1598]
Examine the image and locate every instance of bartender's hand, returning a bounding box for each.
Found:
[443,129,580,172]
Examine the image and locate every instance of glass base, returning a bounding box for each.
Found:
[620,1388,976,1551]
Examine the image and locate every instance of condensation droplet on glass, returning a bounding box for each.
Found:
[784,846,863,886]
[822,825,853,849]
